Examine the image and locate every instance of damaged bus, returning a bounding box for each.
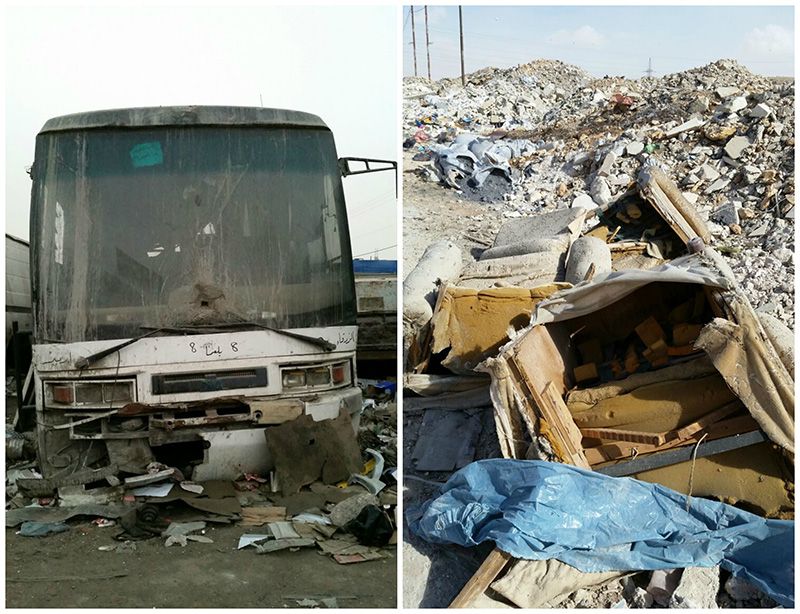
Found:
[28,106,393,483]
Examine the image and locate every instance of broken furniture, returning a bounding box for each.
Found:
[449,249,793,608]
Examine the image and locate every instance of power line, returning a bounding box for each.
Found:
[352,244,397,259]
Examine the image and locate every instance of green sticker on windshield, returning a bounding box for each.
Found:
[130,142,163,167]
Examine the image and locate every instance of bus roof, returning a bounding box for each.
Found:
[39,106,329,134]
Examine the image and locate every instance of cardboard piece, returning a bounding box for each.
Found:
[265,409,362,495]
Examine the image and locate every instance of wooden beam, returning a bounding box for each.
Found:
[449,548,512,608]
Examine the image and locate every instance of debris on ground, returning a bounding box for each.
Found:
[403,57,793,609]
[6,367,397,575]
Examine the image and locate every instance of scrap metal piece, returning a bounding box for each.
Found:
[594,430,768,477]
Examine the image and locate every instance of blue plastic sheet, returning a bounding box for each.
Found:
[406,460,794,606]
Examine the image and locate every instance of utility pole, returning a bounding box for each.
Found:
[644,57,654,78]
[424,6,431,80]
[459,6,465,87]
[410,6,418,77]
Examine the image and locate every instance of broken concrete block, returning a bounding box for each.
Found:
[627,586,654,608]
[597,151,617,176]
[493,208,586,248]
[565,236,612,284]
[697,163,720,182]
[572,193,595,209]
[646,569,681,606]
[688,96,710,114]
[724,575,762,601]
[459,251,566,290]
[572,151,591,165]
[723,135,750,159]
[741,165,761,183]
[590,176,612,206]
[625,142,644,156]
[748,103,772,118]
[480,239,565,261]
[403,240,463,328]
[481,207,587,260]
[665,116,706,138]
[669,566,720,609]
[715,86,739,98]
[711,202,739,226]
[717,96,747,114]
[705,178,730,194]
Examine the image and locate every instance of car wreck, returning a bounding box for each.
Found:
[8,107,398,577]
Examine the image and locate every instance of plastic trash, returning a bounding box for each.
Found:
[17,521,70,537]
[406,459,794,607]
[344,505,393,547]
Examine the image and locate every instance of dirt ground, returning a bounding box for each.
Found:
[6,520,396,608]
[402,152,508,607]
[402,150,504,272]
[5,389,397,609]
[402,406,501,607]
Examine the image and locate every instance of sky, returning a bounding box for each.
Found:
[403,5,795,81]
[4,5,398,260]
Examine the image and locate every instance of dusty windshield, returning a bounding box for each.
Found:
[31,126,356,342]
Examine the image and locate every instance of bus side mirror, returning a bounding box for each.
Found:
[339,157,397,197]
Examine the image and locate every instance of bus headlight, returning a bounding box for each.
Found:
[282,370,307,388]
[280,361,351,391]
[44,380,135,408]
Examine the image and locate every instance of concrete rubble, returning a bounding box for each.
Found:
[403,57,793,609]
[405,58,794,329]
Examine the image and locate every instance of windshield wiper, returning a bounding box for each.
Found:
[141,322,336,352]
[75,328,168,370]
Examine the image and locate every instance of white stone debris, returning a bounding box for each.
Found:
[404,58,795,329]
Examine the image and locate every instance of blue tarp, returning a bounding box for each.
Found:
[353,259,397,275]
[406,459,794,606]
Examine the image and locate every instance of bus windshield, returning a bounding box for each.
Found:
[31,125,356,342]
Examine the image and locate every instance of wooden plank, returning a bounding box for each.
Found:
[584,411,757,465]
[580,427,666,446]
[449,548,512,608]
[670,401,741,441]
[640,178,697,245]
[513,325,568,396]
[538,381,591,469]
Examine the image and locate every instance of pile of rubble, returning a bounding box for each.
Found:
[404,58,794,329]
[6,393,397,565]
[403,58,794,609]
[404,60,592,132]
